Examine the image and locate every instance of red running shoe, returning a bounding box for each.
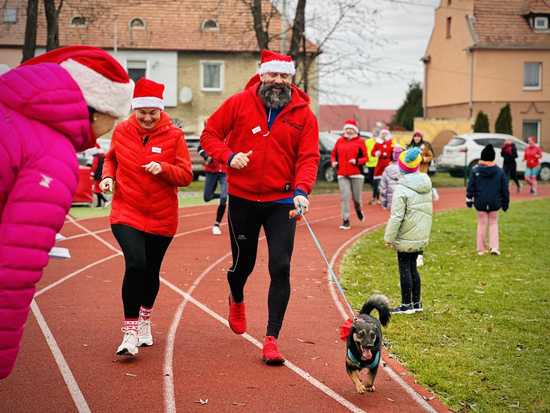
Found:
[262,336,285,365]
[228,296,246,334]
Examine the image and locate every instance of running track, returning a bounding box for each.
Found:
[1,187,546,413]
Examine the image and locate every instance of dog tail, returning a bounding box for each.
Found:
[360,294,391,327]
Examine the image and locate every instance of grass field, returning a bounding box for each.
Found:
[340,198,550,413]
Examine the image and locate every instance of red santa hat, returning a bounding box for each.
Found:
[22,45,133,118]
[343,118,359,133]
[132,78,165,110]
[258,50,296,76]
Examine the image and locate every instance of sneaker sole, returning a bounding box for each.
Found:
[392,310,415,315]
[339,227,351,230]
[116,348,138,357]
[262,357,285,366]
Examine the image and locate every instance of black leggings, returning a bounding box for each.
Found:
[227,195,296,338]
[503,163,520,190]
[112,224,173,318]
[397,251,421,305]
[95,191,108,207]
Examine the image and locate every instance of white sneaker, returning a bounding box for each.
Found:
[138,319,153,347]
[416,254,424,267]
[116,329,139,357]
[490,249,501,256]
[212,225,222,236]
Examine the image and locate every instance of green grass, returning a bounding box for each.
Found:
[431,172,466,188]
[340,199,550,413]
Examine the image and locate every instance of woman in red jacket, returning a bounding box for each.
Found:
[523,136,543,196]
[100,78,193,357]
[331,119,367,229]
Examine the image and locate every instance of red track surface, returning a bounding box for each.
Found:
[1,187,546,413]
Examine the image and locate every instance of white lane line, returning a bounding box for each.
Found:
[162,211,366,413]
[327,223,385,319]
[326,224,439,413]
[31,300,91,413]
[159,277,368,413]
[163,253,231,413]
[35,253,121,298]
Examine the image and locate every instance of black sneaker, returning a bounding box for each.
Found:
[339,219,351,230]
[391,303,414,314]
[413,302,423,313]
[355,207,365,222]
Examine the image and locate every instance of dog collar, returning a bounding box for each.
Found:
[347,348,380,369]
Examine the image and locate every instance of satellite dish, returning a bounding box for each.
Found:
[179,87,192,104]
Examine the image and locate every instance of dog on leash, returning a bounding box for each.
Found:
[341,294,391,394]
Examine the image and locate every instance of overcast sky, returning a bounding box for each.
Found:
[320,0,439,110]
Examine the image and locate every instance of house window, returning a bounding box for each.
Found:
[4,7,17,23]
[130,18,145,29]
[534,16,549,31]
[446,17,452,38]
[201,19,219,32]
[71,16,86,27]
[200,61,224,91]
[522,120,541,143]
[127,60,147,82]
[524,62,542,89]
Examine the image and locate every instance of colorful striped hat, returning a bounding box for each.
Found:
[398,147,422,173]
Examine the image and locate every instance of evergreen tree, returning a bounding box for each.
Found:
[473,111,490,133]
[495,103,513,135]
[392,82,423,131]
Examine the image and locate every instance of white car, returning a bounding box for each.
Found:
[437,133,550,181]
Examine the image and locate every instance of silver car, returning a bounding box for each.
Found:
[437,133,550,181]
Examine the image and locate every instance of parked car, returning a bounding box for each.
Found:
[437,133,550,181]
[318,132,339,182]
[76,137,112,166]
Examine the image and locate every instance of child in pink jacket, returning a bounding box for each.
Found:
[0,46,133,379]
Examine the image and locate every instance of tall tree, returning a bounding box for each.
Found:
[495,103,513,135]
[391,82,423,131]
[473,111,490,133]
[22,0,39,62]
[44,0,64,51]
[236,1,386,97]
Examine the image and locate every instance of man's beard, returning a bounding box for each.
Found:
[259,82,292,109]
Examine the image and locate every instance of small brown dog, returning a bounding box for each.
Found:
[342,294,391,394]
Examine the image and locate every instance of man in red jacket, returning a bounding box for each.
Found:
[200,50,320,365]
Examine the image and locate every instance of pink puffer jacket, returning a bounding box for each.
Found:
[0,63,92,379]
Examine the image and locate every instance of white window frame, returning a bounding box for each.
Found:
[4,7,17,23]
[70,16,87,27]
[129,17,146,30]
[522,120,541,144]
[126,60,148,82]
[523,62,542,90]
[534,16,549,31]
[200,61,224,92]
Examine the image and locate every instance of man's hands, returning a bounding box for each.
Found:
[143,161,162,175]
[99,177,114,192]
[230,151,253,169]
[349,159,357,165]
[293,195,309,215]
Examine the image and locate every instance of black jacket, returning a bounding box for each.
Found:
[467,164,510,212]
[501,143,518,166]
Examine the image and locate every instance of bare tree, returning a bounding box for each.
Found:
[236,0,396,100]
[22,0,39,62]
[44,0,64,51]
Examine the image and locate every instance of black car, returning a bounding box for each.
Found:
[318,132,338,182]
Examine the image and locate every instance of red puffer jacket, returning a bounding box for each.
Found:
[103,112,193,236]
[330,136,367,176]
[200,75,319,202]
